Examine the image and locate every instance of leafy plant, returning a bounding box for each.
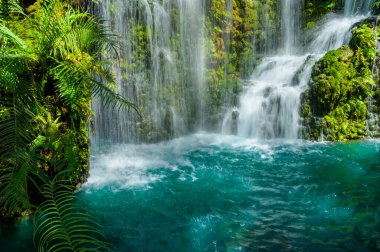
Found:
[0,0,137,250]
[34,179,112,252]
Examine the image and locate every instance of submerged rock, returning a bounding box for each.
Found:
[231,109,240,135]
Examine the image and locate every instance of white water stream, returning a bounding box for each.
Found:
[92,0,206,142]
[222,0,374,139]
[93,0,375,142]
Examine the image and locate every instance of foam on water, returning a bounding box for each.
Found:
[2,135,380,251]
[85,133,343,191]
[86,152,168,190]
[86,134,272,190]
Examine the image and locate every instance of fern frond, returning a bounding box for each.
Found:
[63,133,79,176]
[92,78,140,115]
[0,97,35,158]
[0,23,27,49]
[0,154,32,215]
[34,180,112,252]
[49,61,85,111]
[0,0,24,18]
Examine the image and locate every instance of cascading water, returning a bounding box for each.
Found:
[92,0,206,142]
[3,2,380,251]
[281,0,303,54]
[93,0,375,142]
[345,0,375,16]
[367,16,380,137]
[222,0,374,139]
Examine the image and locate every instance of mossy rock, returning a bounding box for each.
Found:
[302,24,377,141]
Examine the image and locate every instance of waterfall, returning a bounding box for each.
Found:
[92,0,376,142]
[92,0,206,142]
[222,0,374,139]
[367,17,380,137]
[281,0,303,54]
[344,0,375,16]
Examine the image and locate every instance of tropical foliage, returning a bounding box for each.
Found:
[34,179,112,252]
[304,0,340,28]
[0,0,135,250]
[1,0,379,250]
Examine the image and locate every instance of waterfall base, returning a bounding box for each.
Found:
[2,135,380,251]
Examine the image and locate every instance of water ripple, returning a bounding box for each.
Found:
[79,134,380,251]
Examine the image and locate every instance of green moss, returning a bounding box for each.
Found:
[373,1,380,15]
[304,0,340,26]
[302,24,377,141]
[203,0,277,127]
[350,25,377,62]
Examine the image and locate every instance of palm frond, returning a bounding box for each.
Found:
[74,15,119,57]
[0,153,33,215]
[92,78,140,115]
[50,59,139,116]
[36,0,117,60]
[7,0,24,16]
[0,61,36,159]
[63,133,79,176]
[49,61,86,112]
[0,23,27,49]
[0,15,38,217]
[0,77,36,155]
[33,180,112,252]
[0,0,24,18]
